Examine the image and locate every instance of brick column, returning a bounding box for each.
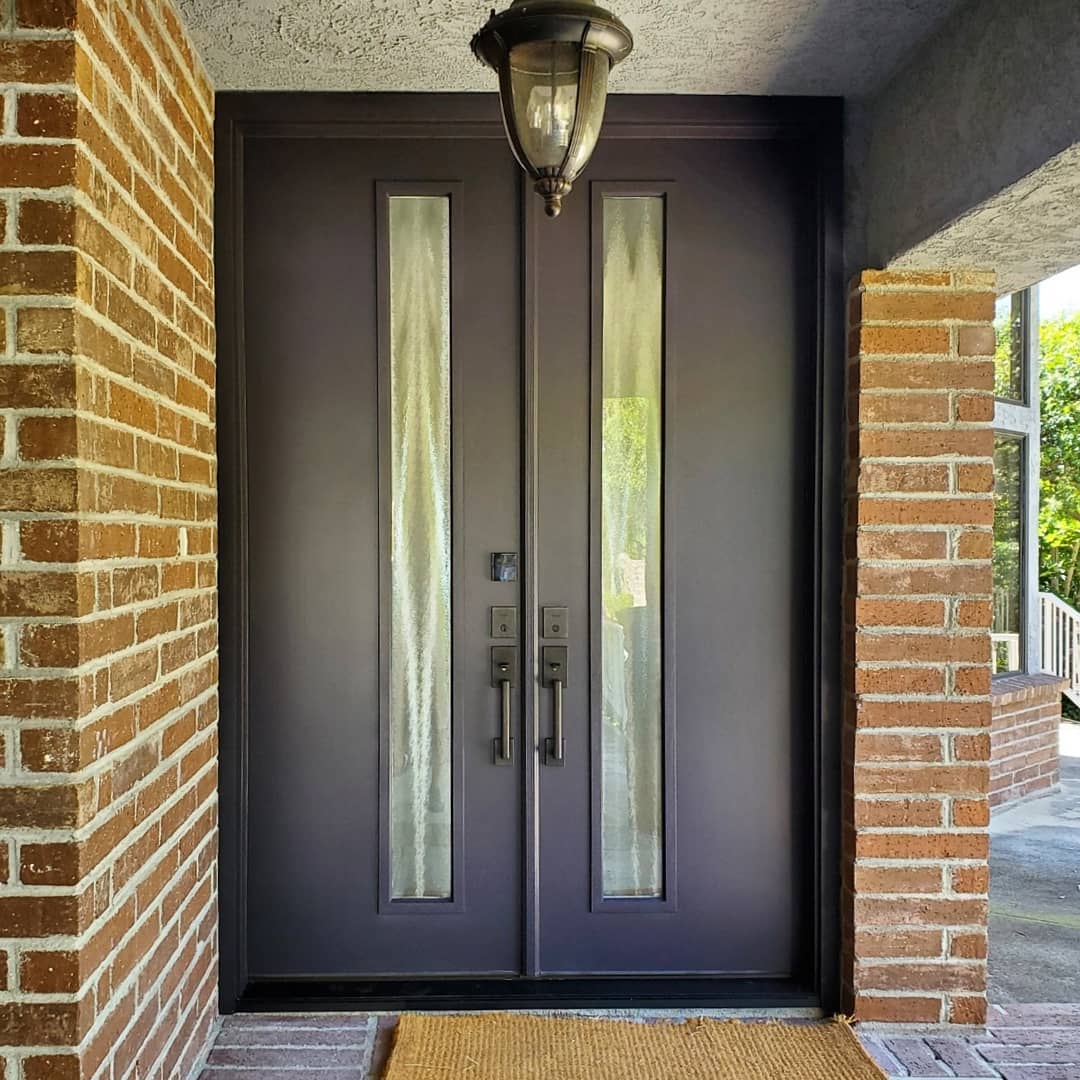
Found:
[0,1,217,1076]
[843,270,996,1025]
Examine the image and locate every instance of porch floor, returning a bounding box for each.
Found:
[989,720,1080,1004]
[197,1004,1080,1079]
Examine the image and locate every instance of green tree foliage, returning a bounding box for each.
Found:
[993,436,1021,625]
[1040,313,1080,610]
[994,297,1023,399]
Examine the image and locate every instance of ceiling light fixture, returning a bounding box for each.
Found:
[472,0,633,218]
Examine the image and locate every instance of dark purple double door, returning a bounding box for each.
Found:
[227,95,826,995]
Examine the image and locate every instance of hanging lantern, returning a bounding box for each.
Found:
[472,0,633,218]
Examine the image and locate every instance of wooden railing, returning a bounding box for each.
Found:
[1041,592,1080,707]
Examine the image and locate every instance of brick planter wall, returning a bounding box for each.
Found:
[990,674,1066,810]
[0,1,217,1077]
[843,270,996,1025]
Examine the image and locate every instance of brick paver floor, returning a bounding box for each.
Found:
[860,1004,1080,1079]
[199,1004,1080,1078]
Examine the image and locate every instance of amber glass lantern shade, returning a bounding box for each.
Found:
[472,0,633,218]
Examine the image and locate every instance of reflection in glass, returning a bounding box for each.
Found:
[600,196,664,898]
[562,50,608,181]
[993,434,1023,674]
[509,42,581,169]
[994,294,1024,402]
[506,43,611,178]
[388,196,452,899]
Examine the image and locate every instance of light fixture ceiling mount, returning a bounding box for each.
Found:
[472,0,634,218]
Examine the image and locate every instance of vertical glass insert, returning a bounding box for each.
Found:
[600,196,664,898]
[388,196,452,900]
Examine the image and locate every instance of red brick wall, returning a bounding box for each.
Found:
[842,270,995,1025]
[0,0,217,1076]
[990,675,1065,809]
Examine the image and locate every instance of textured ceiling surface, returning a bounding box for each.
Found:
[175,0,967,95]
[894,143,1080,295]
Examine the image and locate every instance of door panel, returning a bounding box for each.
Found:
[533,138,816,975]
[243,136,523,976]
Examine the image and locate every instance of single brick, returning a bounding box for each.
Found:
[0,251,78,296]
[16,92,77,139]
[855,929,944,959]
[854,864,943,895]
[955,392,995,422]
[0,144,76,190]
[0,38,75,82]
[17,198,76,245]
[19,951,80,994]
[854,797,944,828]
[858,325,951,355]
[859,359,992,390]
[17,415,77,460]
[958,325,997,356]
[855,732,945,762]
[859,270,952,287]
[858,392,951,424]
[861,291,995,323]
[15,0,77,29]
[16,307,76,355]
[855,598,946,628]
[855,995,943,1023]
[856,529,948,561]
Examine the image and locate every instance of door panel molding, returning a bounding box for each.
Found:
[374,181,467,915]
[587,182,677,915]
[215,91,843,1013]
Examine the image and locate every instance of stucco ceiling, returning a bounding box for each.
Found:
[176,0,967,95]
[893,142,1080,295]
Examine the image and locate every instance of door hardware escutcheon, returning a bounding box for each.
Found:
[490,645,517,764]
[490,606,517,639]
[542,646,568,766]
[542,606,568,639]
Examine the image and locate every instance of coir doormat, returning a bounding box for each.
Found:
[382,1012,887,1079]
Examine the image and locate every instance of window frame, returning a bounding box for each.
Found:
[995,289,1032,405]
[991,431,1028,675]
[992,287,1041,677]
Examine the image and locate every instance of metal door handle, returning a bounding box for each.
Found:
[549,674,564,763]
[491,646,516,764]
[498,676,513,762]
[542,646,568,766]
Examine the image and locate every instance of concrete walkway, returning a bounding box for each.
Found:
[198,1006,1080,1078]
[989,721,1080,1004]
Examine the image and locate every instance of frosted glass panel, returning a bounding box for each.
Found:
[600,196,664,898]
[388,196,452,900]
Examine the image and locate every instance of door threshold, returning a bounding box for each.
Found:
[238,977,821,1013]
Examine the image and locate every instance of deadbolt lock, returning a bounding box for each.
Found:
[543,606,568,638]
[490,606,518,639]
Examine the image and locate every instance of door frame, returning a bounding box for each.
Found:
[215,91,844,1013]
